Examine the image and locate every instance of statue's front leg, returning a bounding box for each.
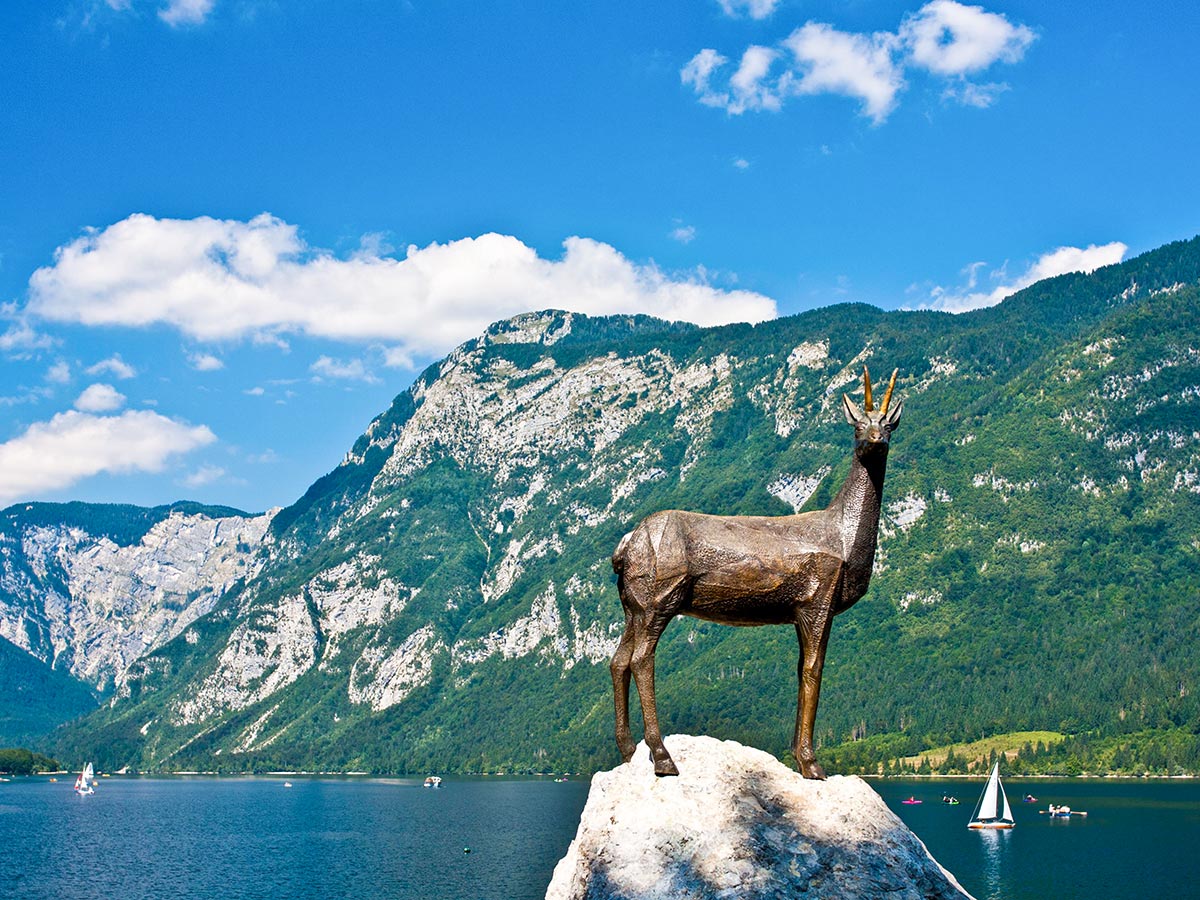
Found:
[794,611,832,780]
[631,629,678,776]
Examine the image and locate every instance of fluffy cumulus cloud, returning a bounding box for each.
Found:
[74,383,127,413]
[920,242,1128,313]
[27,213,776,362]
[785,24,903,124]
[683,0,1035,122]
[899,0,1035,76]
[0,410,215,506]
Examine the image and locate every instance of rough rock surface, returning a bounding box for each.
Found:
[546,735,974,900]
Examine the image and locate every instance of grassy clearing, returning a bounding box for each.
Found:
[900,731,1065,769]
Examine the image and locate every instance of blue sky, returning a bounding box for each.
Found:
[1,0,1197,512]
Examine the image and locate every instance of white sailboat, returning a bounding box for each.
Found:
[74,762,95,796]
[967,761,1013,829]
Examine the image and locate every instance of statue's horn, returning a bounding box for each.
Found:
[862,366,873,412]
[881,369,898,414]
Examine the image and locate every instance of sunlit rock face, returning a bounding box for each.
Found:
[546,735,974,900]
[0,509,276,690]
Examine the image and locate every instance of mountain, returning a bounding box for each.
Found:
[10,237,1200,775]
[0,501,275,736]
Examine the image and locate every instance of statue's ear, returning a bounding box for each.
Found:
[842,394,864,425]
[884,398,903,430]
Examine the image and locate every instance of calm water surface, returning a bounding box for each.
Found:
[877,777,1200,900]
[0,776,589,900]
[2,774,1197,899]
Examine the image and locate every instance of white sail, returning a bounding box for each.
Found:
[976,763,999,819]
[75,762,95,794]
[998,776,1013,822]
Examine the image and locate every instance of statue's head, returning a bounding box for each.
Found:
[842,366,902,458]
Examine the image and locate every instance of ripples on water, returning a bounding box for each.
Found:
[0,776,589,900]
[3,775,1198,900]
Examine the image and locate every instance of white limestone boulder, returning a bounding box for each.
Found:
[546,735,974,900]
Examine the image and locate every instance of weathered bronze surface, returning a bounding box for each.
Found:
[611,366,902,778]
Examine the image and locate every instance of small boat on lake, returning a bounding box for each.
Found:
[902,796,922,805]
[1043,803,1087,819]
[74,763,96,796]
[941,795,960,805]
[1023,793,1038,803]
[967,761,1014,829]
[423,776,442,788]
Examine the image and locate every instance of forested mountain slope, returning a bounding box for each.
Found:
[22,236,1200,774]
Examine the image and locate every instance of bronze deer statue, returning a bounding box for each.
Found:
[610,366,902,778]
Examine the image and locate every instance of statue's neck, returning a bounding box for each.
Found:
[832,450,887,563]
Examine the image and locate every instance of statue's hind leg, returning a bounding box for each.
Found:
[610,611,637,762]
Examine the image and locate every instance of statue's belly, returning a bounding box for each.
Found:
[686,552,838,626]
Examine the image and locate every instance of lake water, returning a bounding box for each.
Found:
[876,777,1200,900]
[1,775,1197,899]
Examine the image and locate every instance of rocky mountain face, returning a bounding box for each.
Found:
[11,237,1200,774]
[0,502,274,725]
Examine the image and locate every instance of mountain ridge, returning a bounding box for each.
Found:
[3,235,1198,775]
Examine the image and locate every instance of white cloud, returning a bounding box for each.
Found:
[244,386,265,396]
[943,80,1009,108]
[182,464,226,488]
[785,23,903,124]
[670,225,697,244]
[733,157,751,170]
[682,45,785,115]
[730,45,783,113]
[0,409,215,505]
[310,355,378,383]
[382,346,415,369]
[920,242,1128,313]
[246,448,278,464]
[45,361,72,384]
[900,1,1035,76]
[159,0,214,27]
[86,354,136,379]
[188,351,224,371]
[29,214,777,363]
[74,383,127,413]
[718,0,779,20]
[681,49,730,108]
[684,1,1033,122]
[0,305,54,354]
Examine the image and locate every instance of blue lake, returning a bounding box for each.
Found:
[1,775,1197,899]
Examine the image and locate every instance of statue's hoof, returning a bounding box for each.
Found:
[798,759,827,780]
[654,758,680,777]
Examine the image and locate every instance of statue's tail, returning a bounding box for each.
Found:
[612,531,632,576]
